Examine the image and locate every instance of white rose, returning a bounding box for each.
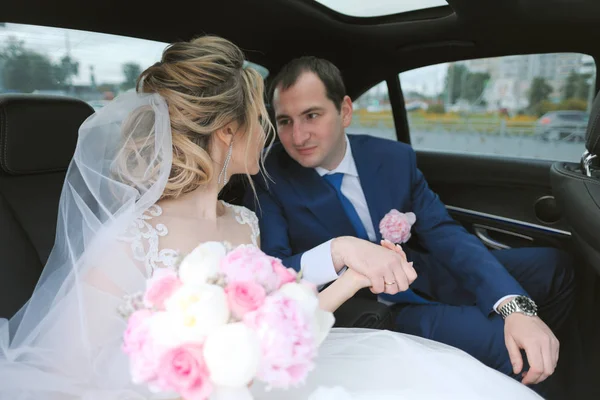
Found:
[164,284,230,341]
[149,311,184,348]
[279,282,334,346]
[278,282,319,315]
[203,322,261,388]
[210,386,254,400]
[178,241,227,286]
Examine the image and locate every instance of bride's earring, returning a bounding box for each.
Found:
[218,139,234,186]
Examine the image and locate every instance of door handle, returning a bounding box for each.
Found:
[473,224,534,250]
[473,226,511,250]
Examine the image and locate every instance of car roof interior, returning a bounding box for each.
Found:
[3,0,600,101]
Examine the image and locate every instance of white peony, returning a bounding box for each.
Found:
[148,311,182,348]
[163,284,230,342]
[278,282,319,315]
[278,282,335,346]
[203,322,261,388]
[210,386,254,400]
[178,241,227,287]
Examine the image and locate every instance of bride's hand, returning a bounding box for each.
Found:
[339,267,372,290]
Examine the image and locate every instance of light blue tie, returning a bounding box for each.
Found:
[323,173,369,240]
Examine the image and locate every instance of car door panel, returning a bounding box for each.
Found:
[415,150,572,250]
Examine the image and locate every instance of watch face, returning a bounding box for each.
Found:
[515,296,537,313]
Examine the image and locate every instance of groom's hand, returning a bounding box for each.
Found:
[331,236,417,294]
[503,312,559,385]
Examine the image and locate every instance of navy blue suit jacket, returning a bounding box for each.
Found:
[245,134,528,315]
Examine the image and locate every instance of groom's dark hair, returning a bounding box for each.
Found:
[269,56,346,112]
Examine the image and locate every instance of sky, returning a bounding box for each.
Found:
[0,23,168,85]
[401,64,447,96]
[0,22,448,95]
[314,0,448,17]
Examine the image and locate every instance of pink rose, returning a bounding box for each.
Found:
[272,259,297,288]
[123,310,165,385]
[123,309,152,354]
[379,210,416,244]
[157,344,212,400]
[220,245,280,292]
[130,339,163,385]
[225,280,266,320]
[144,268,182,310]
[244,294,316,389]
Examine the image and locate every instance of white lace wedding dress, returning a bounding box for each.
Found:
[0,201,542,400]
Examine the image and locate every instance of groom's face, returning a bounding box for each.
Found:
[273,72,352,170]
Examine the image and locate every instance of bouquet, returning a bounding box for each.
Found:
[119,242,335,400]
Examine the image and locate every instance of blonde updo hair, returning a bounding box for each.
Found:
[125,35,272,200]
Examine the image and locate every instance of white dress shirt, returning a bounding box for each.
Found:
[299,136,513,312]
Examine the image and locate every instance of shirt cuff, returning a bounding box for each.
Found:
[493,295,519,313]
[300,240,340,286]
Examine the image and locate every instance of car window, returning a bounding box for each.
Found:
[348,81,396,141]
[399,53,596,162]
[0,23,269,110]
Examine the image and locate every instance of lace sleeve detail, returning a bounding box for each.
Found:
[119,202,258,277]
[222,201,260,247]
[118,204,179,276]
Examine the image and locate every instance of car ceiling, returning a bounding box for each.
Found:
[3,0,600,99]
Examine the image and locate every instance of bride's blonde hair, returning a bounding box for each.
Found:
[118,35,273,200]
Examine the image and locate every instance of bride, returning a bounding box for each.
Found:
[0,35,542,400]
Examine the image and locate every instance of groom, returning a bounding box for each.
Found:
[245,56,575,390]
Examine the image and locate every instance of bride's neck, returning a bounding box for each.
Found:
[165,178,223,220]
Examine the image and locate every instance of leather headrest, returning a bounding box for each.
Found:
[586,93,600,156]
[0,94,94,175]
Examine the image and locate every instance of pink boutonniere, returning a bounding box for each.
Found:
[379,209,417,244]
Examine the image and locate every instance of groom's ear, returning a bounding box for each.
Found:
[341,95,353,128]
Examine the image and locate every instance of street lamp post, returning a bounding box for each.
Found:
[587,74,596,114]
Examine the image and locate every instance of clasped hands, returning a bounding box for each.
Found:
[331,237,416,295]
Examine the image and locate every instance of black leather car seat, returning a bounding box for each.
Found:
[0,94,94,318]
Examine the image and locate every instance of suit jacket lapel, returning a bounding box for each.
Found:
[279,154,357,239]
[350,136,388,243]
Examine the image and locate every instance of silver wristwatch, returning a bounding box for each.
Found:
[498,295,538,319]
